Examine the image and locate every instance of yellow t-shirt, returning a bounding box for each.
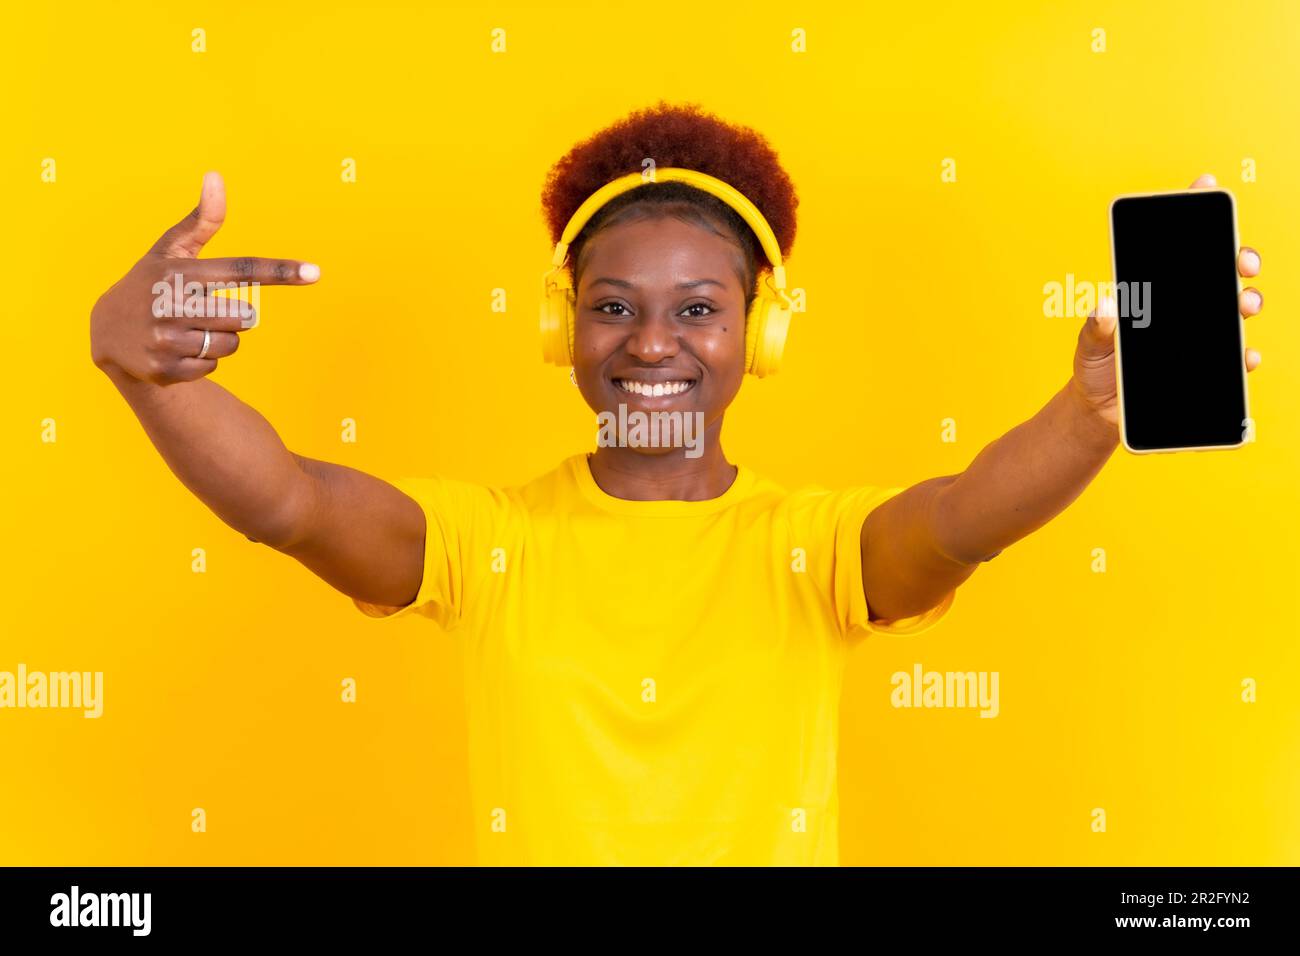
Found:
[354,453,954,865]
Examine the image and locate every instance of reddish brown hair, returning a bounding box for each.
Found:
[540,100,799,305]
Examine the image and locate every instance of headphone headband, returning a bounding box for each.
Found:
[548,167,788,296]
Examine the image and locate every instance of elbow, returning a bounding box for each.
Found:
[926,478,995,568]
[245,480,319,552]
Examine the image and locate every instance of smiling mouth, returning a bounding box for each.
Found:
[612,378,697,398]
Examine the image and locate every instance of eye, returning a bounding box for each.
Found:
[595,302,631,316]
[680,302,715,318]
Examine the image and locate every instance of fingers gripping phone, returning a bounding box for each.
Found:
[1108,189,1250,453]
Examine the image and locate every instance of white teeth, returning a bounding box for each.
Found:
[615,379,693,396]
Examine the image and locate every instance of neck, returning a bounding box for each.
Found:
[587,425,735,501]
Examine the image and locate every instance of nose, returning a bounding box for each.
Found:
[623,310,680,364]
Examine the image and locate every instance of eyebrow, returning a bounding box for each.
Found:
[589,277,726,290]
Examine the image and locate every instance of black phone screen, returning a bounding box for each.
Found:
[1110,190,1247,451]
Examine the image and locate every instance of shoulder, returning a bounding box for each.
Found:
[748,469,899,528]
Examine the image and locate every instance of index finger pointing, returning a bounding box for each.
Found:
[179,257,321,286]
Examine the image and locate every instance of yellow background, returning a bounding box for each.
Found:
[3,0,1296,865]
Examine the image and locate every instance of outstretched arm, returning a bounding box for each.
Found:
[860,173,1265,622]
[860,376,1119,620]
[92,172,427,611]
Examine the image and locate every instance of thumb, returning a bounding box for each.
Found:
[150,171,226,258]
[1080,293,1119,355]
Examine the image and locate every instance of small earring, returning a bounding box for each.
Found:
[569,367,577,386]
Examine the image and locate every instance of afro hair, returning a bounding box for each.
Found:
[540,100,799,302]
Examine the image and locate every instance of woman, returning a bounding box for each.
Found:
[89,101,1265,865]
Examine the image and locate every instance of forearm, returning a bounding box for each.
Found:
[101,362,314,546]
[862,378,1117,621]
[932,377,1119,564]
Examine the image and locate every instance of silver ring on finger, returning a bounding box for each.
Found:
[196,329,212,360]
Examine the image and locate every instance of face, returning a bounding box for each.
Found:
[571,215,750,454]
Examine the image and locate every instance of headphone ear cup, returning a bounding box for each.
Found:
[743,295,764,375]
[749,297,791,378]
[540,272,574,366]
[563,289,576,365]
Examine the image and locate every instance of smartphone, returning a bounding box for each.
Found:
[1108,188,1249,453]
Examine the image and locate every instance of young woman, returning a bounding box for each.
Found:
[89,101,1265,865]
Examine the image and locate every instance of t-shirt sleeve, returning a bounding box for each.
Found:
[352,475,507,629]
[791,484,955,639]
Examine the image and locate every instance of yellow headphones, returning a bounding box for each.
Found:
[540,167,793,377]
